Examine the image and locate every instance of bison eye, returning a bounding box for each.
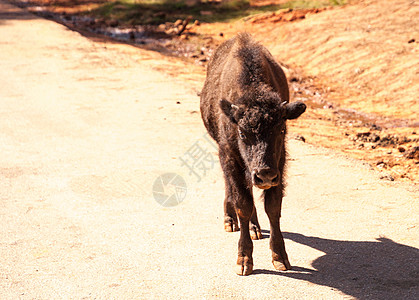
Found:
[238,129,245,139]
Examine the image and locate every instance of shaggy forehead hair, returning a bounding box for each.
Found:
[238,99,283,133]
[232,33,287,134]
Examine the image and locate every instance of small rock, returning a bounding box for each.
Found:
[176,101,181,104]
[174,19,183,27]
[404,146,419,160]
[370,124,382,131]
[165,28,175,35]
[377,135,400,147]
[356,132,370,138]
[403,137,412,144]
[376,160,385,167]
[219,32,224,37]
[369,133,380,143]
[194,20,200,26]
[356,131,381,143]
[398,146,406,153]
[408,38,415,43]
[379,173,394,181]
[295,135,306,142]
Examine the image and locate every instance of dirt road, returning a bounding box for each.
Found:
[0,1,418,299]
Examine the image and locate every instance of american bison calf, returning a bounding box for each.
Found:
[200,33,306,275]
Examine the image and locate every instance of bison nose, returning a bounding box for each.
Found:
[252,168,279,189]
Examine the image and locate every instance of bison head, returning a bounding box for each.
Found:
[220,96,306,189]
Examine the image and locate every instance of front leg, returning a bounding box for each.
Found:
[219,149,254,276]
[263,186,292,271]
[235,191,254,276]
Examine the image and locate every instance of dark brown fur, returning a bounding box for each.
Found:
[200,33,306,275]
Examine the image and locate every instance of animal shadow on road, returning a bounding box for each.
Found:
[254,232,419,299]
[260,229,270,239]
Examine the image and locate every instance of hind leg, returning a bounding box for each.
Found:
[250,206,263,240]
[224,193,239,232]
[224,179,261,238]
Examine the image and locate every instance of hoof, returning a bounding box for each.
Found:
[236,261,253,276]
[250,225,263,240]
[224,218,239,232]
[273,259,292,271]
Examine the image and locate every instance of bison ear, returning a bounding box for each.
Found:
[220,99,242,124]
[285,101,306,120]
